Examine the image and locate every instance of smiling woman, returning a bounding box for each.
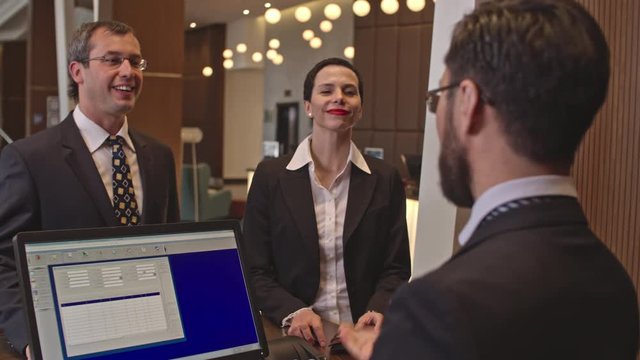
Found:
[242,57,411,348]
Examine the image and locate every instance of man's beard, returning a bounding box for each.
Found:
[438,106,474,208]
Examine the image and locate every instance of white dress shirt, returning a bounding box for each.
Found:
[73,106,144,214]
[285,135,371,324]
[458,175,578,246]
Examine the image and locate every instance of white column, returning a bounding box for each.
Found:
[412,0,475,278]
[53,0,74,120]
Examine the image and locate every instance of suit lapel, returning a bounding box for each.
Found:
[279,166,319,250]
[343,167,377,246]
[59,115,118,226]
[129,131,153,223]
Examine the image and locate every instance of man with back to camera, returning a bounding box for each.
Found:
[338,0,640,358]
[0,20,179,357]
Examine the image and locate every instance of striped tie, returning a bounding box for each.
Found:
[107,135,140,226]
[480,196,555,226]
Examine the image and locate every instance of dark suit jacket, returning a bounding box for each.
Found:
[243,154,411,325]
[372,196,639,359]
[0,113,180,352]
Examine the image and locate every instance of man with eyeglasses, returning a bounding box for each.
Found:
[0,21,179,357]
[338,0,639,359]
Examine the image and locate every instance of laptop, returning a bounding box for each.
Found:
[13,221,269,360]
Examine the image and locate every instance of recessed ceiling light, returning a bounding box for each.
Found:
[243,9,250,15]
[189,22,197,28]
[264,3,272,8]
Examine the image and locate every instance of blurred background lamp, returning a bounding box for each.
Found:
[266,49,278,60]
[189,22,197,28]
[294,6,312,22]
[352,0,371,17]
[201,66,213,77]
[319,20,333,33]
[268,38,281,49]
[273,54,284,65]
[344,46,355,59]
[236,43,247,53]
[324,3,342,20]
[302,29,315,41]
[265,8,282,24]
[223,59,234,69]
[310,37,322,49]
[381,0,399,14]
[222,49,233,58]
[406,0,426,12]
[252,52,263,63]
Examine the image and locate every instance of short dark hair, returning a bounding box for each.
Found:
[67,21,136,102]
[445,0,609,167]
[303,57,364,103]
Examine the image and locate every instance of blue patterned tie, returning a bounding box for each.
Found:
[107,135,140,226]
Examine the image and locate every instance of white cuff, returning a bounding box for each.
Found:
[281,306,312,328]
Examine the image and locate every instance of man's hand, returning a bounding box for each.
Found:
[355,311,384,331]
[287,308,327,347]
[337,323,379,360]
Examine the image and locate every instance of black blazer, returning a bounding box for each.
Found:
[372,196,639,359]
[0,113,180,351]
[243,154,411,325]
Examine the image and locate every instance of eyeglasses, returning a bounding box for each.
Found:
[83,54,147,71]
[426,83,460,114]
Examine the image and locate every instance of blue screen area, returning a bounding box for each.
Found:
[66,249,259,359]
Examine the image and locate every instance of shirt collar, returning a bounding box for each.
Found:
[286,135,371,174]
[73,106,135,153]
[458,175,578,246]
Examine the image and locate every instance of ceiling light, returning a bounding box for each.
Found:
[381,0,399,15]
[352,0,371,17]
[265,8,282,24]
[236,43,247,53]
[309,37,322,49]
[344,46,355,59]
[202,66,213,77]
[264,2,271,8]
[295,6,312,22]
[266,49,278,60]
[406,0,426,12]
[189,22,197,28]
[268,38,281,49]
[302,29,315,41]
[243,9,250,15]
[324,3,342,20]
[223,59,234,69]
[273,54,284,65]
[319,20,333,33]
[252,52,263,63]
[222,49,233,59]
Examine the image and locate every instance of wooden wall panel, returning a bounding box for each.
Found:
[1,41,27,143]
[353,27,375,129]
[571,0,640,319]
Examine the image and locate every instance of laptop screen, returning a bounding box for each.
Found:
[14,221,267,360]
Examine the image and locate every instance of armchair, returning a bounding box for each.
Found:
[181,163,232,221]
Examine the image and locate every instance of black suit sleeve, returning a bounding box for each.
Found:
[0,145,38,352]
[242,161,309,324]
[371,280,473,360]
[366,168,411,314]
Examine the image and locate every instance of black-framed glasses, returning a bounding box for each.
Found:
[83,54,147,71]
[426,83,460,114]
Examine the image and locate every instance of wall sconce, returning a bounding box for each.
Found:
[406,0,426,12]
[265,8,282,24]
[324,3,342,20]
[319,20,333,33]
[352,0,371,17]
[294,6,312,22]
[381,0,399,15]
[344,46,355,59]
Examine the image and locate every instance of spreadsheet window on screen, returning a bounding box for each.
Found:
[24,230,261,360]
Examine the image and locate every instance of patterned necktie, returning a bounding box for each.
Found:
[107,135,140,226]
